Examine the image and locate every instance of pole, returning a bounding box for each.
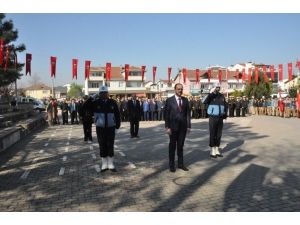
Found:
[52,77,55,98]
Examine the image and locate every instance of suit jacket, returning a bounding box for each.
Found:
[164,95,191,131]
[128,99,141,121]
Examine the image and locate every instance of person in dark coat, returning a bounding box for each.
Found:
[81,95,94,142]
[127,94,141,138]
[164,83,191,172]
[61,99,69,125]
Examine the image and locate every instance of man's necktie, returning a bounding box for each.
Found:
[179,98,182,112]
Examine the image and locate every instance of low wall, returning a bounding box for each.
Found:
[0,114,46,152]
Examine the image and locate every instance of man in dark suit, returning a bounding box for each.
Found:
[128,94,141,138]
[164,83,191,172]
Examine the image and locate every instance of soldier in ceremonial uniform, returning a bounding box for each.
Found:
[203,83,228,158]
[86,86,121,172]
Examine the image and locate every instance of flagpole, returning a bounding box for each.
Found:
[52,77,55,98]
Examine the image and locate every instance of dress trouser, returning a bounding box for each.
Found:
[83,121,92,140]
[62,112,68,124]
[209,116,223,147]
[130,120,139,136]
[169,127,187,168]
[96,127,115,157]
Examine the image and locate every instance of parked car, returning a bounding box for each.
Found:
[33,100,46,112]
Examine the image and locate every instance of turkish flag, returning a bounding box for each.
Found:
[218,69,222,82]
[248,68,252,83]
[279,64,283,81]
[288,63,293,80]
[168,67,172,83]
[242,68,246,82]
[50,56,57,78]
[263,65,268,82]
[207,69,211,83]
[235,69,239,82]
[196,69,200,84]
[125,64,130,81]
[85,60,91,80]
[226,69,230,80]
[72,59,78,80]
[25,53,32,75]
[270,65,275,81]
[255,67,259,84]
[141,65,146,82]
[152,66,157,83]
[4,46,9,71]
[0,38,3,66]
[296,61,300,68]
[106,62,111,81]
[182,68,187,84]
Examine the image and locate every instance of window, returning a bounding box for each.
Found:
[129,71,141,76]
[43,90,48,94]
[89,82,100,88]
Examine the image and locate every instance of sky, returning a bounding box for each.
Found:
[5,13,300,87]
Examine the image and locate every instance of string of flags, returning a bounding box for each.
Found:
[0,38,299,85]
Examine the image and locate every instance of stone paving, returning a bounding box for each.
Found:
[0,116,299,211]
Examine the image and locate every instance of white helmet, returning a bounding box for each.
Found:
[99,86,108,93]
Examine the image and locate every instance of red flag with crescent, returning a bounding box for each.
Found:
[288,63,293,80]
[242,68,246,82]
[296,61,300,68]
[196,69,200,84]
[106,63,111,81]
[270,65,274,81]
[255,67,259,84]
[50,56,57,78]
[72,59,78,80]
[125,64,130,81]
[85,60,91,80]
[263,65,268,82]
[141,65,146,82]
[248,68,252,83]
[207,69,211,83]
[26,53,32,75]
[152,66,157,83]
[218,69,222,82]
[279,64,283,81]
[168,67,172,83]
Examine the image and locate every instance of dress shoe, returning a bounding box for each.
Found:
[169,167,176,172]
[210,155,217,158]
[101,168,108,172]
[110,168,117,172]
[216,154,223,157]
[178,166,189,171]
[131,136,134,138]
[135,135,140,138]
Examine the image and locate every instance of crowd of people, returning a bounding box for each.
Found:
[45,90,300,128]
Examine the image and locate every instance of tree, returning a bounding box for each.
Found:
[0,13,26,87]
[243,72,272,99]
[67,83,83,98]
[289,86,297,98]
[231,89,243,97]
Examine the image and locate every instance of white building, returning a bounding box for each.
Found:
[84,66,154,98]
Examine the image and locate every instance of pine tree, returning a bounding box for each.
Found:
[0,13,26,87]
[244,71,273,99]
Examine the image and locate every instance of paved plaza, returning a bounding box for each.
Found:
[0,116,299,211]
